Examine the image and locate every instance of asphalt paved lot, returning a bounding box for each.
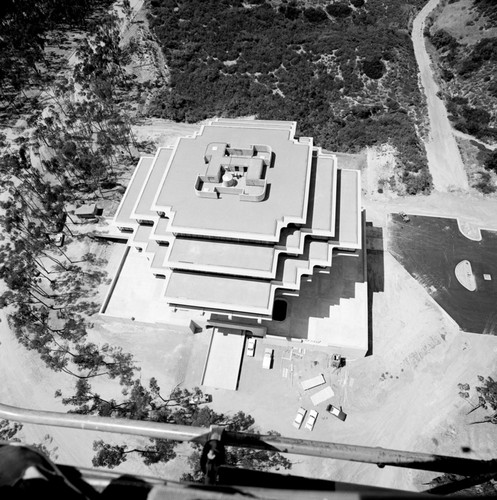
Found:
[388,214,497,334]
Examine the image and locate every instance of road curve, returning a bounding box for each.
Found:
[412,0,469,191]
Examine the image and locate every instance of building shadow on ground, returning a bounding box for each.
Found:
[366,222,385,356]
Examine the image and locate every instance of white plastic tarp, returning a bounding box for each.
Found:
[310,386,334,406]
[301,374,326,391]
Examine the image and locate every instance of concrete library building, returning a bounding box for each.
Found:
[110,119,368,371]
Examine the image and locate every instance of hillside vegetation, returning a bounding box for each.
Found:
[146,0,432,194]
[425,0,497,194]
[427,0,497,142]
[426,0,497,192]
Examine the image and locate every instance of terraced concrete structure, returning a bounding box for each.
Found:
[113,119,366,353]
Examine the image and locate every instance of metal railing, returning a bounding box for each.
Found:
[1,402,496,477]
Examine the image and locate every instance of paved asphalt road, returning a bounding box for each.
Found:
[388,214,497,335]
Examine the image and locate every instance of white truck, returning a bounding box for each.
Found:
[262,348,273,369]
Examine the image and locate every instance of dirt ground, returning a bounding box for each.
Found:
[2,177,497,491]
[3,113,497,491]
[1,2,497,491]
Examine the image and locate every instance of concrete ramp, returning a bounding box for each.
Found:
[202,328,245,390]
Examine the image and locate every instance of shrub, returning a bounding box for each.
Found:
[403,170,433,195]
[279,2,300,20]
[474,170,496,194]
[326,3,352,18]
[461,106,491,136]
[430,29,459,51]
[362,57,386,79]
[488,81,497,98]
[303,8,328,23]
[459,37,497,76]
[484,150,497,173]
[440,68,454,82]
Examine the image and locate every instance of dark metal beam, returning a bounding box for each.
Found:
[1,402,496,477]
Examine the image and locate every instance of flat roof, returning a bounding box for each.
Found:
[279,240,331,287]
[75,204,97,216]
[114,157,154,226]
[151,244,169,270]
[167,237,276,277]
[311,154,337,236]
[335,169,361,248]
[210,118,296,132]
[111,120,363,320]
[133,148,173,220]
[152,123,313,242]
[131,224,153,245]
[164,271,273,315]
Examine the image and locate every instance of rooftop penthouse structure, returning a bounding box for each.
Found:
[112,119,367,356]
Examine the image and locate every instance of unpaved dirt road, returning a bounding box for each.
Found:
[412,0,469,192]
[453,129,497,151]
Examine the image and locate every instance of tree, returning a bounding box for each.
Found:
[180,428,292,483]
[303,8,327,23]
[459,376,497,424]
[362,57,386,80]
[473,376,497,424]
[62,378,292,473]
[92,441,130,468]
[484,150,497,174]
[430,29,459,52]
[325,3,352,18]
[92,438,178,469]
[0,419,23,442]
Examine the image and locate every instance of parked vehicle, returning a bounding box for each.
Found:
[305,409,318,431]
[293,407,307,429]
[326,404,347,421]
[262,348,273,369]
[47,233,65,247]
[331,354,345,368]
[246,337,256,357]
[399,211,410,222]
[53,233,65,247]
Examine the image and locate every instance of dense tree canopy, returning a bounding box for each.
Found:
[0,0,113,111]
[57,377,291,476]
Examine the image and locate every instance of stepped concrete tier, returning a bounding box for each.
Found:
[109,119,368,356]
